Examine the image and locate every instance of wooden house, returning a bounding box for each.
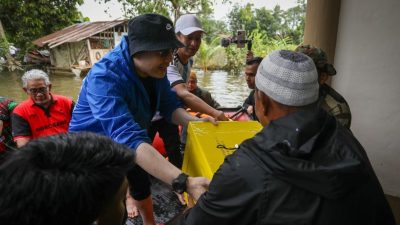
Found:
[32,20,128,76]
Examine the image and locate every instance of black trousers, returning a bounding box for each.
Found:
[126,165,151,201]
[148,118,183,168]
[126,118,182,201]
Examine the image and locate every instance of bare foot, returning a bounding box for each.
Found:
[126,190,139,218]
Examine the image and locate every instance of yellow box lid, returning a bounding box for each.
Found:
[182,121,262,179]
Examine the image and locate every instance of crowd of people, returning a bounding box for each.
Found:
[0,13,396,225]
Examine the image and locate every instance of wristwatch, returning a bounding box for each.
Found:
[172,173,189,194]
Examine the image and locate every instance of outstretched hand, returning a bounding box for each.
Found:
[215,110,229,121]
[199,116,218,125]
[186,176,210,201]
[175,192,187,205]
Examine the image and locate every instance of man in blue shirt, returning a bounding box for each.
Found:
[69,14,213,225]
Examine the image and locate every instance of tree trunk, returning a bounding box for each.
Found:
[0,19,22,71]
[0,19,6,40]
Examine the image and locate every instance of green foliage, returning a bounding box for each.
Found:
[281,0,306,44]
[224,45,247,75]
[99,0,227,22]
[100,0,230,46]
[0,0,84,54]
[221,1,305,72]
[194,37,222,72]
[226,1,305,45]
[0,38,9,57]
[227,3,257,35]
[222,27,297,73]
[254,6,282,39]
[0,32,22,71]
[249,27,297,57]
[199,17,228,43]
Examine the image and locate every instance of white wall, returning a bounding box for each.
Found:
[334,0,400,196]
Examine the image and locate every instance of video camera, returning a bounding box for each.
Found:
[221,30,252,51]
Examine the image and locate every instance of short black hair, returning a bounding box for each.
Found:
[246,56,263,65]
[0,132,135,225]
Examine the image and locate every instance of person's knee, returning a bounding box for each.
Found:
[126,166,152,201]
[131,189,151,201]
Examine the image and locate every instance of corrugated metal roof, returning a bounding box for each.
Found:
[33,20,128,49]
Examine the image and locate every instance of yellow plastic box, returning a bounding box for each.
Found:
[182,121,262,180]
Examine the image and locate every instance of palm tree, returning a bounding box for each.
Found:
[195,37,221,73]
[249,27,297,57]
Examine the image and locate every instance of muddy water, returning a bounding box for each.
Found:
[0,69,250,107]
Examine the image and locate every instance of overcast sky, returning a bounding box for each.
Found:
[78,0,299,21]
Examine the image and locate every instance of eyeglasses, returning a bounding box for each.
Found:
[157,48,175,57]
[27,87,48,95]
[138,49,175,59]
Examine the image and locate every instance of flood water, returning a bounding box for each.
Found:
[0,69,250,108]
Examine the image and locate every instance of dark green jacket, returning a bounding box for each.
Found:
[190,87,220,109]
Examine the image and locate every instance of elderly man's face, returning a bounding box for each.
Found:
[176,31,203,58]
[245,63,259,89]
[24,79,51,106]
[187,78,197,92]
[134,49,174,78]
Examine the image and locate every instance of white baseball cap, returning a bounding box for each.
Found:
[175,14,204,35]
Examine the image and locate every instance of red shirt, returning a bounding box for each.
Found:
[11,94,74,140]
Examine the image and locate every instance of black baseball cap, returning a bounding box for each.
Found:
[128,14,184,56]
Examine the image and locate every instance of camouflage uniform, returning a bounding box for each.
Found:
[0,97,18,154]
[296,45,352,128]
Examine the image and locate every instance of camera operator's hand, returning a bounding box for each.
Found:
[246,50,254,62]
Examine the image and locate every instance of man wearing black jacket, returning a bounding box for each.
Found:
[172,50,395,225]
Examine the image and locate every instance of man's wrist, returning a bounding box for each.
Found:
[172,173,189,194]
[212,110,223,118]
